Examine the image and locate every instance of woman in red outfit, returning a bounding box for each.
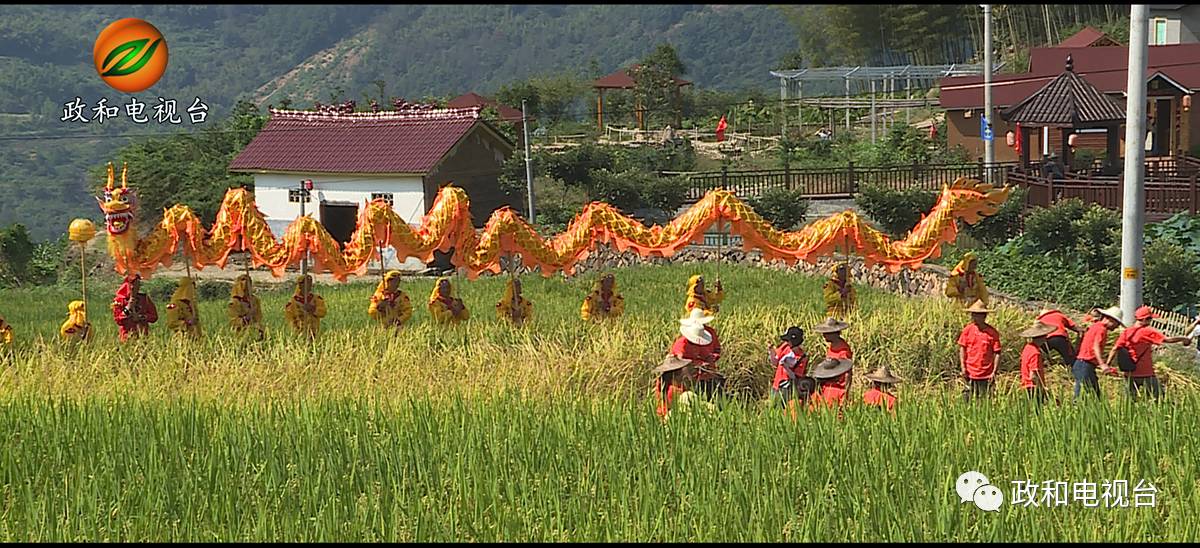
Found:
[863,366,902,413]
[810,357,854,410]
[770,326,812,407]
[671,308,723,399]
[1018,320,1056,406]
[812,317,853,398]
[112,274,158,342]
[654,354,695,419]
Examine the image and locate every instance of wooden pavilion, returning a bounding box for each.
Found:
[593,65,692,130]
[1000,55,1126,175]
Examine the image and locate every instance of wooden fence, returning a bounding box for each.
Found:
[673,162,1017,202]
[1009,170,1200,221]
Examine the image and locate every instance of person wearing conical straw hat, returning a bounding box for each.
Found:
[165,277,203,339]
[823,263,856,319]
[59,300,92,343]
[671,308,723,399]
[810,357,854,409]
[227,274,264,339]
[1019,320,1056,406]
[581,273,624,322]
[369,270,413,330]
[945,252,988,306]
[813,317,853,396]
[428,276,469,325]
[1073,305,1123,399]
[957,299,1001,402]
[1036,305,1084,368]
[285,274,326,338]
[863,366,902,413]
[770,326,812,408]
[653,354,695,419]
[683,274,724,316]
[1108,305,1192,401]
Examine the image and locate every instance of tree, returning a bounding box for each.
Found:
[0,223,35,284]
[631,43,688,128]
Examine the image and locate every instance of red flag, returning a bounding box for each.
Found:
[716,115,728,142]
[1014,123,1023,156]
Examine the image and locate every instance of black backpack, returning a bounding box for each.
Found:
[1115,326,1142,373]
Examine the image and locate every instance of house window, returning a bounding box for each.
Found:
[1153,18,1168,45]
[371,192,394,207]
[288,189,312,203]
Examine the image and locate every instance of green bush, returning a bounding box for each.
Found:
[1144,239,1200,311]
[854,184,938,237]
[973,244,1118,311]
[747,188,810,230]
[1071,206,1122,271]
[1022,199,1090,254]
[196,280,230,301]
[141,277,176,304]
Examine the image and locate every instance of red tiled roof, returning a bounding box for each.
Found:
[1057,26,1120,48]
[229,108,486,174]
[592,65,692,89]
[446,92,525,122]
[939,44,1200,110]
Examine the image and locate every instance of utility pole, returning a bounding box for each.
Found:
[522,99,535,224]
[982,4,994,184]
[299,179,312,279]
[1121,5,1150,325]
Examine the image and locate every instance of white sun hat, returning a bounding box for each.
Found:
[679,308,715,345]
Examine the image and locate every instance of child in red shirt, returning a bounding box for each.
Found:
[863,366,902,413]
[1019,321,1056,406]
[957,300,1001,402]
[770,326,811,407]
[654,355,694,419]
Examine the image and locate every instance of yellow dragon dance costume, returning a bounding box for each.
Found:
[60,300,92,343]
[227,274,264,337]
[369,270,413,329]
[165,277,203,339]
[945,251,989,306]
[0,313,12,350]
[684,274,724,315]
[496,277,533,325]
[285,275,327,337]
[428,277,469,325]
[581,273,624,321]
[823,263,857,319]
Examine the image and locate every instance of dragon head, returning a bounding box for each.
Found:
[97,162,137,236]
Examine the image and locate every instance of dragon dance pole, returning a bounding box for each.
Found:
[68,219,96,315]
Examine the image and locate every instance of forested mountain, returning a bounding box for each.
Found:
[0,4,1130,240]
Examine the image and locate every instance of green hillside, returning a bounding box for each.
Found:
[0,4,802,240]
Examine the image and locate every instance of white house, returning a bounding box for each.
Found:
[229,105,516,270]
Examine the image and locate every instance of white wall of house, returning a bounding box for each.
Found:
[250,172,429,270]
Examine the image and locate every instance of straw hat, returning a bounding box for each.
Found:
[1018,321,1056,339]
[811,357,854,379]
[1096,306,1125,327]
[654,354,692,374]
[679,308,715,345]
[813,317,850,334]
[866,366,903,384]
[965,300,992,314]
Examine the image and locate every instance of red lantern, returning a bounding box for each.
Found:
[1006,131,1015,147]
[1185,95,1192,112]
[303,179,314,191]
[1068,133,1078,147]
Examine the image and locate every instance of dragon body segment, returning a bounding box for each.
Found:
[97,164,1010,280]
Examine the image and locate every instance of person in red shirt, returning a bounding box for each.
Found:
[671,308,723,399]
[813,317,853,398]
[1109,306,1191,400]
[1073,305,1123,399]
[810,357,854,410]
[770,326,812,407]
[112,274,158,342]
[863,366,902,413]
[957,300,1001,402]
[1036,307,1084,367]
[1019,321,1056,406]
[654,354,694,420]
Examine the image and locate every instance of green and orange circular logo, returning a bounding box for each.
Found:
[93,18,168,93]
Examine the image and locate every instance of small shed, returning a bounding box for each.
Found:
[593,65,692,130]
[999,55,1126,174]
